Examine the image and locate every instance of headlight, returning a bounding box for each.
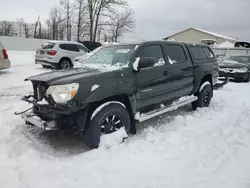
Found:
[236,68,248,73]
[46,83,79,103]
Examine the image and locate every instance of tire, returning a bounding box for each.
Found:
[82,102,131,149]
[192,83,213,110]
[59,59,72,69]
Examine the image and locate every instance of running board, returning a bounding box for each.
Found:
[135,96,198,122]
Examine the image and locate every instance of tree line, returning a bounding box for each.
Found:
[0,0,135,43]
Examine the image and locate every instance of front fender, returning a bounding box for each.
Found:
[84,81,137,113]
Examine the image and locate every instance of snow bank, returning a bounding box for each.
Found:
[219,41,235,48]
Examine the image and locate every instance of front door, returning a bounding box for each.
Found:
[135,44,170,109]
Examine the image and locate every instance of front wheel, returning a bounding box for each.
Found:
[192,83,213,110]
[82,102,131,149]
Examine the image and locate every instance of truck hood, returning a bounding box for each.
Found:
[25,68,101,84]
[219,60,249,68]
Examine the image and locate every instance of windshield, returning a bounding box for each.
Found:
[227,56,250,64]
[82,44,137,69]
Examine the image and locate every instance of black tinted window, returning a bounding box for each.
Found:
[59,44,79,52]
[203,47,214,58]
[165,44,186,63]
[190,47,208,59]
[139,45,164,65]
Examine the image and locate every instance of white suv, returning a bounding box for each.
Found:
[35,40,89,69]
[0,41,10,70]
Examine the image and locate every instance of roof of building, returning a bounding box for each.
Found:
[164,28,237,41]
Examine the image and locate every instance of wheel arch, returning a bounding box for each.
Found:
[194,74,213,96]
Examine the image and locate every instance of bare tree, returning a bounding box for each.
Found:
[86,0,127,42]
[75,0,88,41]
[23,23,29,38]
[16,18,24,37]
[38,21,42,39]
[0,21,14,36]
[48,7,64,40]
[34,15,40,38]
[108,9,135,42]
[60,0,75,41]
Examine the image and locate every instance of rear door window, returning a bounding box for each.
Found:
[165,44,187,64]
[59,44,80,52]
[190,47,208,60]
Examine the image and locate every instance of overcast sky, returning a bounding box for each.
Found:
[0,0,250,41]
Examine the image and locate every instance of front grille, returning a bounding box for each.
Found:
[32,81,48,101]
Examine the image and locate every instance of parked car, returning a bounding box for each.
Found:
[0,41,10,70]
[78,41,102,51]
[234,41,250,48]
[219,55,250,82]
[16,40,224,149]
[35,40,89,69]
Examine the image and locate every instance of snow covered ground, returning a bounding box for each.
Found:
[1,51,250,188]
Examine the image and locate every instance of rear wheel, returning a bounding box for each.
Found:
[192,83,213,110]
[59,59,72,69]
[81,102,131,149]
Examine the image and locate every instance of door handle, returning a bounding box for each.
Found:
[163,71,168,76]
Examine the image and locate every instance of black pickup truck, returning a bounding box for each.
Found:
[16,41,225,149]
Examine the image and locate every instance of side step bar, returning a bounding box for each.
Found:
[135,95,198,122]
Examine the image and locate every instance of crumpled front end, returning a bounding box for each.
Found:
[16,81,79,131]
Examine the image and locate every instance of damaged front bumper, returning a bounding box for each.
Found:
[21,112,57,130]
[16,95,79,131]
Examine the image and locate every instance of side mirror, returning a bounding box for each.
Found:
[138,57,155,69]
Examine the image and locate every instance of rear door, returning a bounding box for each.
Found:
[163,43,194,99]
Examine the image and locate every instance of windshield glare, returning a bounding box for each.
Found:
[227,56,250,64]
[82,45,136,69]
